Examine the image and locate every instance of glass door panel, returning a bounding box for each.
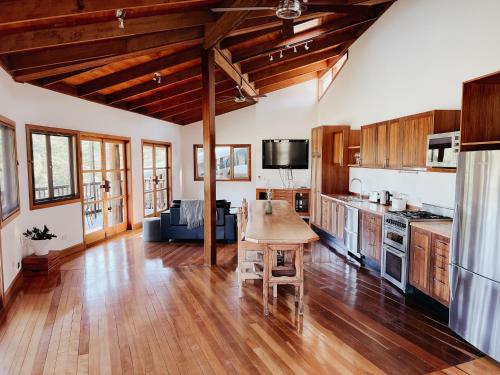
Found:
[143,142,171,217]
[81,137,128,243]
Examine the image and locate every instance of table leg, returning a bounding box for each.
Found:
[263,245,269,315]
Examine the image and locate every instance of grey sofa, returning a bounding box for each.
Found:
[160,200,236,242]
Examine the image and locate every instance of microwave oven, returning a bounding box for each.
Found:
[426,131,460,168]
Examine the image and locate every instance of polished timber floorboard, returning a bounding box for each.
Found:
[0,231,498,375]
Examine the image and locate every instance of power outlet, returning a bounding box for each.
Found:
[60,234,66,240]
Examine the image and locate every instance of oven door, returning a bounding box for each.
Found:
[382,245,408,291]
[383,225,406,252]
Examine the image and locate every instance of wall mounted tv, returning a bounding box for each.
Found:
[262,139,309,169]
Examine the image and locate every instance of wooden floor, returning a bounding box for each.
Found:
[0,231,498,375]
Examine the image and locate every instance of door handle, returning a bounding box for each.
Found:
[100,180,111,193]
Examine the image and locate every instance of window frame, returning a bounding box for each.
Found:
[26,124,81,210]
[141,139,173,218]
[318,51,348,101]
[193,144,252,182]
[0,115,20,226]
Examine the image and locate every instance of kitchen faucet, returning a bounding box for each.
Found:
[349,178,363,199]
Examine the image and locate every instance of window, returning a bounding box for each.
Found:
[194,144,251,181]
[26,125,80,209]
[318,52,348,100]
[0,115,20,223]
[142,141,172,217]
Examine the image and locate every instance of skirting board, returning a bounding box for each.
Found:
[0,269,23,319]
[129,221,143,230]
[60,242,85,262]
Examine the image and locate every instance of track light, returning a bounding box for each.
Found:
[269,54,274,62]
[116,9,126,29]
[304,42,309,51]
[153,72,162,84]
[293,46,297,53]
[279,50,283,58]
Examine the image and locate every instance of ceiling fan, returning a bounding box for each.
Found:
[212,0,307,37]
[211,0,366,37]
[218,80,267,104]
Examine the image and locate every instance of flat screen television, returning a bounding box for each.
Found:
[262,139,309,169]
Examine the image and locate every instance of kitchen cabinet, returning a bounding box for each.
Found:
[359,110,460,170]
[460,71,500,151]
[319,196,345,240]
[376,122,388,167]
[360,124,378,167]
[409,227,432,294]
[430,234,450,305]
[255,188,310,217]
[409,226,451,306]
[310,126,351,227]
[360,211,382,263]
[387,119,402,168]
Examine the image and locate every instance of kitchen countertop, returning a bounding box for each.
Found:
[321,194,392,216]
[410,221,453,238]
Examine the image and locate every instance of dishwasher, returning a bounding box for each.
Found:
[344,206,360,257]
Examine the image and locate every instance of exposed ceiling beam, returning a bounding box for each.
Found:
[0,10,213,54]
[106,66,202,104]
[76,46,202,97]
[232,5,386,62]
[0,0,219,24]
[254,60,329,88]
[145,79,236,114]
[259,71,319,95]
[203,0,262,50]
[248,47,342,82]
[213,48,258,98]
[238,27,356,73]
[7,27,204,72]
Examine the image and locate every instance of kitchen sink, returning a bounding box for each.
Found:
[335,195,367,203]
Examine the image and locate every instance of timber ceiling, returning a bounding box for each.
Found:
[0,0,395,125]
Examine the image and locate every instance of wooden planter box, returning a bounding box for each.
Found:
[22,251,61,277]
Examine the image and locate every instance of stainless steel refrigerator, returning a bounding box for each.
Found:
[450,150,500,361]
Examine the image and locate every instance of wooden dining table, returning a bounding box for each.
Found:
[244,200,319,315]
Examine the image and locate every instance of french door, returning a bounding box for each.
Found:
[81,136,128,244]
[142,141,172,217]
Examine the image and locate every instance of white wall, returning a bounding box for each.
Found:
[318,0,500,206]
[0,68,183,291]
[180,80,319,205]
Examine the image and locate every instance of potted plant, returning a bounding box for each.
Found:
[23,225,57,256]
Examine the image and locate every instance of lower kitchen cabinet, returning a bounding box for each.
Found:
[360,211,382,263]
[319,196,345,240]
[409,227,432,294]
[409,227,451,305]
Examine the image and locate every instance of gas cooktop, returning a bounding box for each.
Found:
[387,210,451,221]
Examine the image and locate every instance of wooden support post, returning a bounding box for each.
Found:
[202,49,217,266]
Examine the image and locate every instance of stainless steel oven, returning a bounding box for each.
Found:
[426,131,460,168]
[382,245,408,291]
[383,221,407,252]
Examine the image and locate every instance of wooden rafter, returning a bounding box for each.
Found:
[0,11,213,54]
[7,27,204,72]
[76,46,202,97]
[203,0,262,49]
[0,0,219,24]
[213,48,258,98]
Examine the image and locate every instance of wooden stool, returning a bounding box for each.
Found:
[22,251,61,277]
[263,243,304,316]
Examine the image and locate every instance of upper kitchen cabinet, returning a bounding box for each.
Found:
[360,110,460,170]
[310,126,351,227]
[460,71,500,151]
[360,121,388,168]
[401,110,460,168]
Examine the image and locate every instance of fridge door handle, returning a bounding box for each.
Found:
[451,202,460,266]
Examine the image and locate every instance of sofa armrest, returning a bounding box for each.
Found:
[224,214,236,242]
[160,212,171,241]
